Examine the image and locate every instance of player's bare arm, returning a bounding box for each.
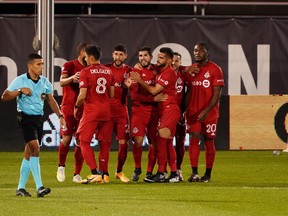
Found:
[130,71,164,95]
[197,86,222,121]
[60,72,80,87]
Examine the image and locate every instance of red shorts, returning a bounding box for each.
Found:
[131,106,159,143]
[76,118,111,143]
[60,114,79,136]
[158,105,180,137]
[61,106,83,136]
[105,111,130,141]
[186,116,219,138]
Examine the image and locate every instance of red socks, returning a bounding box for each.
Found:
[188,137,200,168]
[58,142,69,166]
[132,144,142,169]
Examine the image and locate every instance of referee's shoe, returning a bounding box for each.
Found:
[37,186,51,197]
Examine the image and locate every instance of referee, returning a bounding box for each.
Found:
[1,54,66,197]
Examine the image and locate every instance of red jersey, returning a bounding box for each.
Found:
[156,65,178,112]
[175,65,187,108]
[61,59,86,114]
[186,60,224,121]
[130,65,158,112]
[105,63,132,117]
[79,64,115,121]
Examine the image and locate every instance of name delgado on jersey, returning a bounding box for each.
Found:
[90,68,111,74]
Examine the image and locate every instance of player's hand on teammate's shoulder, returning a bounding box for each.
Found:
[72,72,80,83]
[185,64,200,75]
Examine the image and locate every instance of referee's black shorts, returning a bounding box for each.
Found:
[18,112,44,144]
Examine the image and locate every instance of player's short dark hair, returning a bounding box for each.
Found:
[85,45,102,60]
[195,42,208,52]
[114,44,127,54]
[159,47,174,59]
[77,42,89,55]
[28,53,42,63]
[139,46,152,56]
[173,52,182,59]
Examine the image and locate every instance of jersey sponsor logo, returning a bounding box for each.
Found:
[191,80,210,88]
[115,82,122,87]
[203,79,210,88]
[145,80,155,85]
[176,85,183,93]
[176,77,183,92]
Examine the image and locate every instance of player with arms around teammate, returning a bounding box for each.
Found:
[1,54,66,197]
[105,44,132,183]
[57,42,88,183]
[129,46,167,181]
[74,45,115,184]
[185,42,224,183]
[131,47,180,183]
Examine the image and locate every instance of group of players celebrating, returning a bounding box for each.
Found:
[56,42,224,185]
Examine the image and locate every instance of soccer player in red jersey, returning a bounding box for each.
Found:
[172,52,187,181]
[131,47,181,183]
[185,42,224,183]
[57,42,88,183]
[104,44,132,183]
[129,46,167,182]
[74,45,115,184]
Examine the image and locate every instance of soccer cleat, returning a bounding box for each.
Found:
[37,186,51,198]
[132,168,142,181]
[115,171,130,183]
[177,169,184,181]
[16,188,31,197]
[283,149,288,153]
[151,172,166,183]
[56,166,65,182]
[168,175,180,183]
[72,174,82,183]
[102,174,109,184]
[164,172,169,180]
[188,173,201,182]
[143,172,155,183]
[200,175,211,183]
[80,174,102,184]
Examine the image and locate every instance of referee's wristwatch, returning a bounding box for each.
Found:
[18,88,22,94]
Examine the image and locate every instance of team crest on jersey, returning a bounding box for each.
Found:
[204,71,210,78]
[177,77,183,85]
[132,127,139,134]
[79,81,84,87]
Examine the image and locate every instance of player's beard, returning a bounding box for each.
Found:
[141,60,151,68]
[114,60,123,67]
[157,62,166,68]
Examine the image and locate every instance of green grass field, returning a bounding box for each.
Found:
[1,150,288,216]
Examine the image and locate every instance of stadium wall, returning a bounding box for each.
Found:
[0,15,287,151]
